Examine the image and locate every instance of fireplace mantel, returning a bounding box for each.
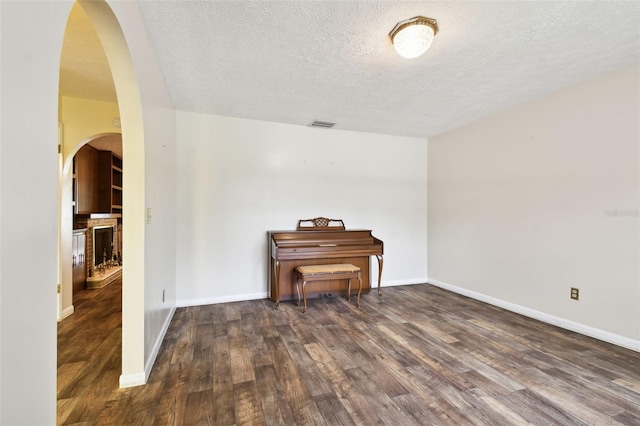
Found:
[75,213,122,220]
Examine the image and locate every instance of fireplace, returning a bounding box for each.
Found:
[93,226,114,268]
[75,215,122,288]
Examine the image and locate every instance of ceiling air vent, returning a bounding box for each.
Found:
[309,120,336,129]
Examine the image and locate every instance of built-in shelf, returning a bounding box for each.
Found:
[111,153,122,214]
[111,153,123,215]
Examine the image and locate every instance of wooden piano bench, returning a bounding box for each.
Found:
[295,264,362,314]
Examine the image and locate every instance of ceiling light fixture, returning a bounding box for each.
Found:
[389,16,438,59]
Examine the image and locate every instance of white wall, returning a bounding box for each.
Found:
[0,0,177,422]
[428,64,640,348]
[176,112,428,305]
[0,1,71,423]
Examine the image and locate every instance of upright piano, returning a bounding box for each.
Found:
[268,218,383,308]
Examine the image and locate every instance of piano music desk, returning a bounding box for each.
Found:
[295,264,362,313]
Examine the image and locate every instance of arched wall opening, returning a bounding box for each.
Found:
[58,0,146,387]
[59,132,122,319]
[63,133,122,176]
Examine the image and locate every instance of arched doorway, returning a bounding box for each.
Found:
[58,0,146,389]
[61,132,122,308]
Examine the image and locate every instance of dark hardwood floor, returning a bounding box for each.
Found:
[58,280,123,424]
[58,280,640,425]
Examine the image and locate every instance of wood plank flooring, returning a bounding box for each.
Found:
[58,280,640,425]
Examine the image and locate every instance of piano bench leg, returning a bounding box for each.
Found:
[302,280,308,314]
[347,274,363,307]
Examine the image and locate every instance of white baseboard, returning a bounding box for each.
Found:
[175,279,432,307]
[145,306,176,378]
[119,305,176,389]
[177,291,269,308]
[428,278,640,353]
[61,305,74,320]
[381,278,428,287]
[119,371,146,388]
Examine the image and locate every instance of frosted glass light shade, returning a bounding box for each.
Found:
[393,25,434,58]
[389,16,438,59]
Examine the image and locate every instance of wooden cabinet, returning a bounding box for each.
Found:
[75,145,102,214]
[72,230,87,299]
[74,145,122,215]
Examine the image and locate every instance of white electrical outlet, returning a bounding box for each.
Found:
[570,287,579,300]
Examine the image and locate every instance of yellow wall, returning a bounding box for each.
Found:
[59,95,121,160]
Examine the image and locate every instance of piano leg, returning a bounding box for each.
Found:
[375,255,383,297]
[274,260,281,310]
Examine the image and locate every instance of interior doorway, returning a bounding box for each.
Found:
[58,0,147,391]
[58,1,122,316]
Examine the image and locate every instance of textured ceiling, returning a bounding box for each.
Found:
[61,1,640,139]
[88,133,123,157]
